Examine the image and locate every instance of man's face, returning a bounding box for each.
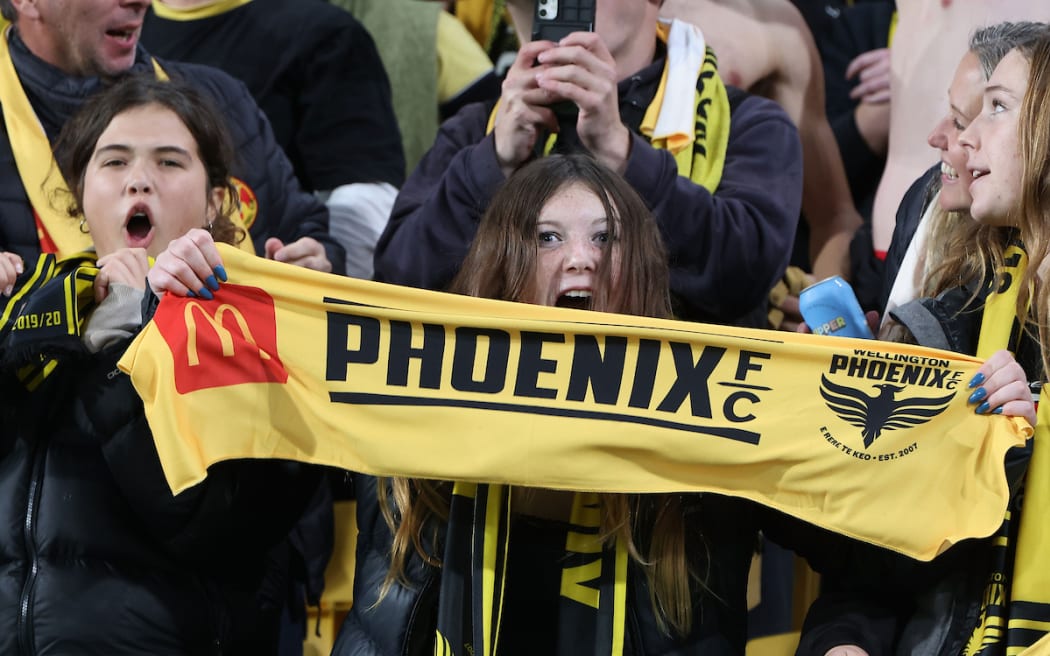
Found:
[23,0,148,77]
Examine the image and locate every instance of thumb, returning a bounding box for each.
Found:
[264,237,284,260]
[94,269,110,304]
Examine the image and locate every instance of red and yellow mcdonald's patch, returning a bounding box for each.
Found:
[152,284,286,394]
[231,176,258,230]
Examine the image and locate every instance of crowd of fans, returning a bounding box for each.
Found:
[2,0,1050,655]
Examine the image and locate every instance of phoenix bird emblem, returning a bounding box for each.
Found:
[820,374,955,448]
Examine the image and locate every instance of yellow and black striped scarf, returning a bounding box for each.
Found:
[964,243,1050,655]
[0,253,98,391]
[435,485,628,656]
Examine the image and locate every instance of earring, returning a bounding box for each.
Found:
[79,217,90,234]
[205,218,215,233]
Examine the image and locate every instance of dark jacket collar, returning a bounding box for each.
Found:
[617,48,666,131]
[7,27,155,140]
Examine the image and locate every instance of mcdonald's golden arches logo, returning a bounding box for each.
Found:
[153,283,287,394]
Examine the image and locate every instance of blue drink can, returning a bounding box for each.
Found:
[798,276,873,339]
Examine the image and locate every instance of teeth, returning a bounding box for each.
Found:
[973,170,987,179]
[941,162,958,180]
[563,290,592,298]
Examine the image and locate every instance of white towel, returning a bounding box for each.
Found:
[882,192,938,325]
[651,18,707,143]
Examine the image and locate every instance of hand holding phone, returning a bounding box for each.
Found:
[531,0,596,125]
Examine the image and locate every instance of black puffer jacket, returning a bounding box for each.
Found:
[0,320,320,654]
[0,28,345,274]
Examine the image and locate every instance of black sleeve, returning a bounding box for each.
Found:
[819,4,894,213]
[372,101,504,290]
[82,342,322,566]
[796,587,902,656]
[171,63,347,275]
[294,14,405,191]
[755,506,909,656]
[0,123,42,263]
[849,221,884,313]
[376,93,804,324]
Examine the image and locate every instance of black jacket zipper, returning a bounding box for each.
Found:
[17,430,47,656]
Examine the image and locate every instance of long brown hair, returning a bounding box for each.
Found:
[1015,34,1050,380]
[449,154,672,318]
[380,155,699,636]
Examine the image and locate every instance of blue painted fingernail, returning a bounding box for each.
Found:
[205,275,219,291]
[976,401,991,415]
[993,406,1004,415]
[186,290,197,298]
[214,265,228,282]
[968,387,987,404]
[969,372,985,388]
[198,287,213,301]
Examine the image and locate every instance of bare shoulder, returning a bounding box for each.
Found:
[660,0,772,90]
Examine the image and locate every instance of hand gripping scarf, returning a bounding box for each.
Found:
[963,243,1050,656]
[0,27,254,258]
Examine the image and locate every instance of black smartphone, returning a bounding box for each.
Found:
[531,0,595,128]
[531,0,595,43]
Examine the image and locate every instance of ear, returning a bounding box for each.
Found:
[10,0,40,20]
[206,186,225,224]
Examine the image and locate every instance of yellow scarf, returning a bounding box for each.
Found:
[964,243,1050,656]
[119,244,1030,562]
[1002,392,1050,656]
[0,27,92,257]
[149,0,253,21]
[638,20,730,192]
[0,252,97,390]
